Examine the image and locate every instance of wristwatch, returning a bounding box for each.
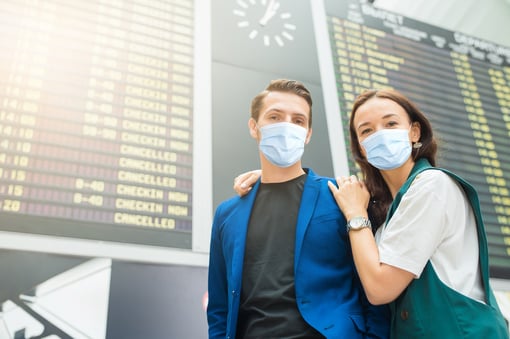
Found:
[346,216,372,232]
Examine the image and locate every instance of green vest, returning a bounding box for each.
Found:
[387,159,509,338]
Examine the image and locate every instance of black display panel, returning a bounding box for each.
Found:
[326,0,510,278]
[0,0,194,248]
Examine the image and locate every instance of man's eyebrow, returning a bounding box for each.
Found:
[263,108,283,115]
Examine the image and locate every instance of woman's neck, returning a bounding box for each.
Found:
[380,160,415,198]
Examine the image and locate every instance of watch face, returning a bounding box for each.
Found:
[348,217,371,230]
[350,218,364,228]
[233,0,296,47]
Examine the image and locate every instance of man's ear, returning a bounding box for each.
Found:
[305,127,312,145]
[248,118,258,139]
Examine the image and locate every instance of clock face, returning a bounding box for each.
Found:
[233,0,296,47]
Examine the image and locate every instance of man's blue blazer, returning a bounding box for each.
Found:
[207,169,389,338]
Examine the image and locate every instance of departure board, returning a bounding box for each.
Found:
[327,0,510,278]
[0,0,194,248]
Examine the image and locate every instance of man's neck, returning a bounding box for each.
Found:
[260,159,306,183]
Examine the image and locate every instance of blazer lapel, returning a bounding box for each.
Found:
[230,180,261,286]
[294,173,320,266]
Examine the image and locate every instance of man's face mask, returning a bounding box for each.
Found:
[258,122,307,168]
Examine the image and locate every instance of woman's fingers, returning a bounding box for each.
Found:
[233,170,261,196]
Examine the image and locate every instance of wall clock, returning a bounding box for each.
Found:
[233,0,297,47]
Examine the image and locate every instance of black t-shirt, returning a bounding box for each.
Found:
[236,174,323,338]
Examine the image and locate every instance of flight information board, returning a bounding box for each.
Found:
[0,0,194,248]
[327,0,510,278]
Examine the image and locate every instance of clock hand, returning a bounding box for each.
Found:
[259,0,280,26]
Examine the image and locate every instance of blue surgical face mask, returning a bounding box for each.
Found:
[258,122,307,168]
[361,128,412,170]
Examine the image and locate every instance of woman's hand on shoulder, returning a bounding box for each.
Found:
[233,170,261,196]
[327,175,370,221]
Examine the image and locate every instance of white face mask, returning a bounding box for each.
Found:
[258,122,307,168]
[361,128,412,170]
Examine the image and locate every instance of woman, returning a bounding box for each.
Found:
[234,89,508,338]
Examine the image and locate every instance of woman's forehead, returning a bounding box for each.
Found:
[354,97,407,123]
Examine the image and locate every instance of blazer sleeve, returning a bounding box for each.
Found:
[207,204,229,339]
[361,284,390,339]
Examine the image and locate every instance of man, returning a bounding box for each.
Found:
[207,79,389,338]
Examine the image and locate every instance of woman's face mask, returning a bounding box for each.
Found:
[361,128,412,170]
